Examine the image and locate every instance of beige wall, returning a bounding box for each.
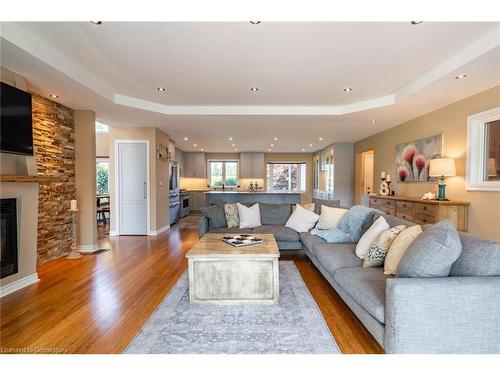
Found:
[108,127,171,233]
[354,85,500,241]
[74,110,97,248]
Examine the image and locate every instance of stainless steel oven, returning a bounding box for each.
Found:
[180,190,190,217]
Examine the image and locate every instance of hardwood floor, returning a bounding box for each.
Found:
[0,219,383,354]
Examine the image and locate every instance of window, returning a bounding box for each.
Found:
[267,162,306,191]
[209,161,238,187]
[467,107,500,191]
[96,158,109,195]
[95,122,109,134]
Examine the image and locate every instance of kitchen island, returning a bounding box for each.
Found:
[205,190,301,206]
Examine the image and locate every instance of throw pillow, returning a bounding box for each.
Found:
[396,220,462,278]
[237,203,261,229]
[355,216,389,259]
[285,204,320,233]
[200,203,227,229]
[310,228,352,243]
[384,225,423,275]
[315,205,348,230]
[224,203,239,229]
[292,203,315,212]
[338,205,375,243]
[363,225,406,267]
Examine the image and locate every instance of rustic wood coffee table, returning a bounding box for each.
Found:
[186,233,280,305]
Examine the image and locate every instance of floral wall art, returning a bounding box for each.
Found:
[395,134,443,182]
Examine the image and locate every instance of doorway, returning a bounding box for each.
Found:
[115,140,150,235]
[358,150,374,205]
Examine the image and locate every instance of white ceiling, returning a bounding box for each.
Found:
[1,22,499,152]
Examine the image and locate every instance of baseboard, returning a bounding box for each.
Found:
[149,224,170,236]
[78,244,99,254]
[0,273,39,298]
[109,230,119,236]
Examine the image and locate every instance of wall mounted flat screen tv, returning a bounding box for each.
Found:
[0,82,34,156]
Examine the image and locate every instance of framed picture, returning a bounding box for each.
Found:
[396,134,443,182]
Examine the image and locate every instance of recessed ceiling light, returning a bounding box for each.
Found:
[268,148,272,152]
[228,137,233,141]
[49,94,59,99]
[411,21,423,25]
[371,120,377,123]
[184,137,188,141]
[455,73,467,80]
[232,143,235,147]
[157,87,166,92]
[194,144,197,147]
[234,148,238,151]
[250,87,259,92]
[90,21,102,25]
[270,143,274,147]
[343,87,352,93]
[273,137,278,141]
[309,144,313,147]
[318,137,323,141]
[249,21,261,25]
[302,148,306,152]
[201,148,204,151]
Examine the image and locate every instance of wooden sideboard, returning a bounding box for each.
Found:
[369,195,470,231]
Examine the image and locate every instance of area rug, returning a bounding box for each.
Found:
[125,261,340,354]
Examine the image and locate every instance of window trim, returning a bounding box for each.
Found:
[266,162,307,192]
[466,107,500,191]
[207,159,239,188]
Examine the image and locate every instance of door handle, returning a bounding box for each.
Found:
[144,182,147,199]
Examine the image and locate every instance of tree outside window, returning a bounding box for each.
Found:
[267,163,306,191]
[96,159,109,195]
[209,161,238,187]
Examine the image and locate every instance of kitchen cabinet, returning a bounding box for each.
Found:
[240,152,265,178]
[190,191,207,211]
[184,152,206,178]
[175,148,185,176]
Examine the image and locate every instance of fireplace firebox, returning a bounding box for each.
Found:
[1,198,18,278]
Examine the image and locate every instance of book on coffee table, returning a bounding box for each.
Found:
[222,234,263,247]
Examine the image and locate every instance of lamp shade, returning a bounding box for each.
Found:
[429,158,456,177]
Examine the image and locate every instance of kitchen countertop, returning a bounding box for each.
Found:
[204,190,301,194]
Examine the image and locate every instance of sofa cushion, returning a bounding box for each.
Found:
[396,220,462,278]
[299,232,326,252]
[313,243,362,273]
[450,232,500,276]
[356,216,389,259]
[208,227,254,234]
[237,203,261,229]
[253,225,300,242]
[313,199,340,215]
[285,204,320,233]
[200,203,227,229]
[333,267,388,323]
[259,203,292,225]
[315,206,349,230]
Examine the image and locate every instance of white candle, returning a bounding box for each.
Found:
[70,199,78,210]
[386,174,391,182]
[381,171,386,179]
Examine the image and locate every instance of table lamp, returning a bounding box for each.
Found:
[429,158,456,200]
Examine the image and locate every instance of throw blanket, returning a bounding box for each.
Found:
[310,205,374,244]
[310,228,352,243]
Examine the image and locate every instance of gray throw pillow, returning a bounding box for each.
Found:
[200,203,227,229]
[396,220,462,278]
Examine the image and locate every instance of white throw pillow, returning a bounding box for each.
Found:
[315,205,348,230]
[355,216,390,259]
[237,203,261,229]
[292,203,315,212]
[285,204,320,233]
[384,225,423,275]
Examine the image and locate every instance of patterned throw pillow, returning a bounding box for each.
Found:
[363,225,406,268]
[224,204,239,229]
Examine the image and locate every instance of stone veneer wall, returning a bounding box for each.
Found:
[32,94,76,263]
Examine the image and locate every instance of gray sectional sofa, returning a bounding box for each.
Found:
[198,202,500,353]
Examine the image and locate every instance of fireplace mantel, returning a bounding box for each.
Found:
[0,175,60,183]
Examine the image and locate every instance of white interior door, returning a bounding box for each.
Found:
[118,142,148,235]
[364,154,374,194]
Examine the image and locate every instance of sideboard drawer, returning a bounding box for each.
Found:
[414,203,437,216]
[396,201,413,215]
[369,197,382,208]
[396,212,413,222]
[380,199,395,208]
[414,212,437,225]
[381,207,396,216]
